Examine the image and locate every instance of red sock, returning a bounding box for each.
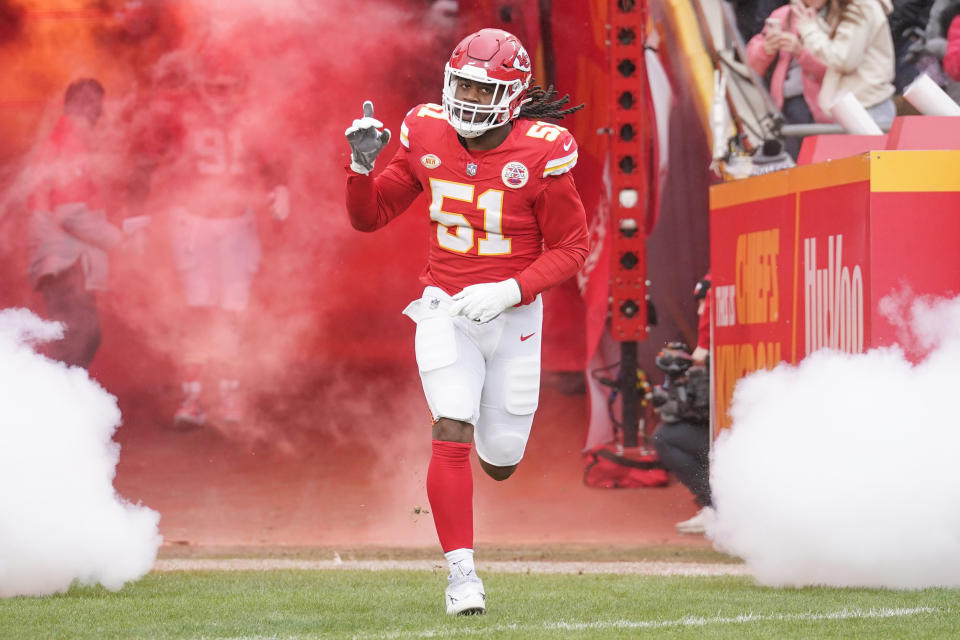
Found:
[427,439,474,553]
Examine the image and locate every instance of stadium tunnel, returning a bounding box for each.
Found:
[0,0,714,548]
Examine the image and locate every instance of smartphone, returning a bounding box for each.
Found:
[765,17,782,33]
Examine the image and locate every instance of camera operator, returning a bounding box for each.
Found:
[652,276,714,534]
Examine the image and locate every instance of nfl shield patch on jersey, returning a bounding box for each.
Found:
[501,161,528,188]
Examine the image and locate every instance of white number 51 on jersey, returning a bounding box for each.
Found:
[428,178,511,256]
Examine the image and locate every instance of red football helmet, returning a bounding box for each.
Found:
[442,28,532,138]
[197,48,247,118]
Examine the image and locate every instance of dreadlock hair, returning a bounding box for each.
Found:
[519,82,585,121]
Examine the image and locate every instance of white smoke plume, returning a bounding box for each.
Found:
[0,309,161,598]
[709,293,960,589]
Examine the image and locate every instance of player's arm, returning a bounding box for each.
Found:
[344,102,422,232]
[255,153,291,221]
[514,170,589,304]
[345,148,422,231]
[124,99,186,214]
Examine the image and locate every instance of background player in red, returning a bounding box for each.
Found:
[138,48,290,430]
[344,28,588,615]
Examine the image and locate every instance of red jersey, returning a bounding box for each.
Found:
[345,103,588,304]
[144,97,273,218]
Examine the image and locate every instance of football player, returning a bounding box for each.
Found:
[344,28,588,615]
[141,48,290,430]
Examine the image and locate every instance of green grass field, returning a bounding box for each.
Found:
[2,565,958,640]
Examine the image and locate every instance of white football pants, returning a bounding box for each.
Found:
[169,207,261,312]
[403,286,543,467]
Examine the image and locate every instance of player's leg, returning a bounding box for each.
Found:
[209,310,244,424]
[215,211,260,425]
[169,209,217,428]
[475,295,543,481]
[429,417,484,614]
[429,417,475,552]
[404,287,486,615]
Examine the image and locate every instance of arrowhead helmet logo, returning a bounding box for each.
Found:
[513,46,531,73]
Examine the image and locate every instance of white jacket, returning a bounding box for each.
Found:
[797,0,895,114]
[28,202,122,291]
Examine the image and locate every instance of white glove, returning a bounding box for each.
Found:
[268,185,290,221]
[448,279,522,323]
[345,100,391,175]
[121,215,151,256]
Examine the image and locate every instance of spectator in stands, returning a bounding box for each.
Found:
[652,275,713,535]
[794,0,898,128]
[27,79,124,368]
[921,0,957,56]
[747,0,831,158]
[733,0,793,43]
[937,3,960,79]
[888,0,932,92]
[901,0,960,102]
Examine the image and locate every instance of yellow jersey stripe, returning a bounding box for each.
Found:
[545,150,578,170]
[543,156,578,177]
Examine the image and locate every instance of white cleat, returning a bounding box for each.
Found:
[445,570,486,615]
[675,506,716,534]
[173,395,205,430]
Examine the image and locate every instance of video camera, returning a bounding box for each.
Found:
[649,341,709,425]
[654,341,694,380]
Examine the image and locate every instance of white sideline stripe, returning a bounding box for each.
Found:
[354,607,938,639]
[152,559,751,576]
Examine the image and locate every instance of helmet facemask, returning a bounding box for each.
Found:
[201,73,245,118]
[442,64,526,138]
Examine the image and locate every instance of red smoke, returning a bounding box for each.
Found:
[0,1,715,549]
[0,0,463,460]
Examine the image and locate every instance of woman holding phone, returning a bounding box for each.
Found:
[747,0,831,158]
[792,0,896,128]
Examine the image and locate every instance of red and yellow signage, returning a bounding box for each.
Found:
[710,150,960,432]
